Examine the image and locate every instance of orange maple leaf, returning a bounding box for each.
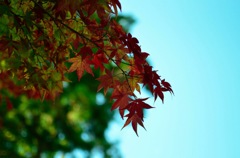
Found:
[68,56,94,80]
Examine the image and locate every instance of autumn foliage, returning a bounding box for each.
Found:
[0,0,173,135]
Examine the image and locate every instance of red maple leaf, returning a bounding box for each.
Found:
[122,113,146,136]
[154,86,164,102]
[97,70,114,94]
[126,98,154,120]
[161,79,174,94]
[118,98,154,135]
[111,94,130,110]
[91,50,108,71]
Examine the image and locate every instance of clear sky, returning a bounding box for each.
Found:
[107,0,240,158]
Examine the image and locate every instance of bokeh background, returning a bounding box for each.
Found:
[1,0,239,158]
[108,0,240,158]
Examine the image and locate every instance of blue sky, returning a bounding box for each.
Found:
[107,0,240,158]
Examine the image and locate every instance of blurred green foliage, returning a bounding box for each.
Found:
[0,71,120,158]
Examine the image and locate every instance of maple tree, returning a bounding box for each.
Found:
[0,0,173,135]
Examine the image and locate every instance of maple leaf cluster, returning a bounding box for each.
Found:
[0,0,173,135]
